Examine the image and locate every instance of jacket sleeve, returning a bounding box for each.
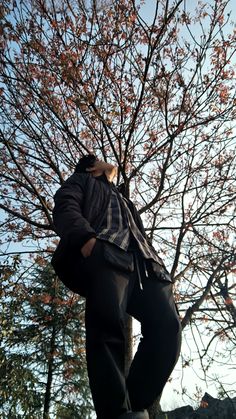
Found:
[52,173,96,249]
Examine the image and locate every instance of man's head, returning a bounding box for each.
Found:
[75,154,116,180]
[75,154,97,173]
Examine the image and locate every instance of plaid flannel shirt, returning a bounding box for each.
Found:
[97,185,164,266]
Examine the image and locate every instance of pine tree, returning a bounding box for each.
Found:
[0,259,93,418]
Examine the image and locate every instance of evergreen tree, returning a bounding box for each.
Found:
[0,259,93,418]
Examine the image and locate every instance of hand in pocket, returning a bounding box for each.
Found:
[81,238,96,258]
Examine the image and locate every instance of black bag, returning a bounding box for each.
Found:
[103,242,134,272]
[51,237,88,296]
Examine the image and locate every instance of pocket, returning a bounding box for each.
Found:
[151,261,173,282]
[103,242,134,272]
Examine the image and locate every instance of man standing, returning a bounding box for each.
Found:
[52,155,181,419]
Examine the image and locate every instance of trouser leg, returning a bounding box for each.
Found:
[84,240,131,419]
[84,240,181,417]
[126,260,182,411]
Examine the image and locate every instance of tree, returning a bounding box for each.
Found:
[0,260,92,418]
[0,0,236,415]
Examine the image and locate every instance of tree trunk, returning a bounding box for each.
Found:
[125,314,133,376]
[43,324,56,419]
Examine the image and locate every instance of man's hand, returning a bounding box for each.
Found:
[86,160,117,182]
[81,237,97,258]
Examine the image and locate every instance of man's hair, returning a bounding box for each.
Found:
[75,154,97,173]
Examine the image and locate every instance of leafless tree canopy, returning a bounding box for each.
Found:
[0,0,236,406]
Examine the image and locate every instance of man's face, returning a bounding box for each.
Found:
[88,159,104,177]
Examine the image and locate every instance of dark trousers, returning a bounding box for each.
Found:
[82,239,182,419]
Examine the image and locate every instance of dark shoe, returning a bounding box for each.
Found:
[118,410,149,419]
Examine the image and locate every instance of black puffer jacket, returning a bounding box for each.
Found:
[51,172,150,295]
[53,173,109,247]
